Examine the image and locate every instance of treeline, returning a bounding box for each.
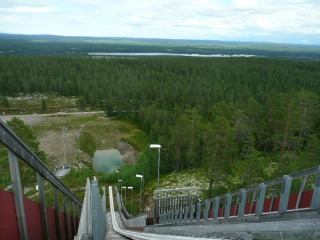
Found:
[1,34,320,59]
[1,56,320,194]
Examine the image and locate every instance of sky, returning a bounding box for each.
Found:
[0,0,319,45]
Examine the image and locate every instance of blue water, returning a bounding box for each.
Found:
[93,149,123,173]
[88,52,256,57]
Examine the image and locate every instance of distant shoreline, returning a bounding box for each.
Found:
[88,52,257,58]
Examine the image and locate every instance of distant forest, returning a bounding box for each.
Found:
[1,55,320,195]
[1,33,320,60]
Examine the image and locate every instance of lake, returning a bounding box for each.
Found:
[93,149,123,173]
[88,52,256,57]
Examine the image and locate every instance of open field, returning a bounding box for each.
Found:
[1,111,142,169]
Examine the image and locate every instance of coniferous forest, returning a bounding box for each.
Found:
[1,55,320,195]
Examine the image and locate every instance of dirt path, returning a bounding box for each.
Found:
[0,111,104,126]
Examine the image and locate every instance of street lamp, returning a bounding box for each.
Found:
[62,126,68,164]
[119,179,122,196]
[122,186,127,207]
[128,186,133,214]
[116,170,119,188]
[136,174,143,213]
[150,144,161,190]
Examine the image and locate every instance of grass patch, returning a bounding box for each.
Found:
[79,132,96,158]
[114,119,148,151]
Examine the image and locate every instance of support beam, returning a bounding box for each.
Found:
[8,150,28,240]
[37,173,50,239]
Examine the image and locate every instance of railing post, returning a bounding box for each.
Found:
[37,173,50,239]
[8,150,28,240]
[102,186,106,213]
[213,197,219,219]
[171,210,175,224]
[63,194,70,240]
[54,187,62,240]
[190,204,195,221]
[296,176,307,209]
[238,189,247,217]
[179,207,183,222]
[204,199,210,220]
[174,208,179,223]
[279,175,292,213]
[224,193,232,218]
[163,212,169,224]
[184,206,189,222]
[256,183,266,215]
[74,204,78,233]
[70,201,75,236]
[196,201,201,222]
[91,178,99,240]
[311,167,320,209]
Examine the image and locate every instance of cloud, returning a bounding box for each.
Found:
[0,6,55,13]
[0,0,319,44]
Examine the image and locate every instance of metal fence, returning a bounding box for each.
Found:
[0,118,82,239]
[158,166,320,224]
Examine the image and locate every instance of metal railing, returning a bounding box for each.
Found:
[0,118,82,239]
[74,177,106,240]
[158,166,320,224]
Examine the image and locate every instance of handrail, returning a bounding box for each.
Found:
[0,118,82,205]
[157,165,320,225]
[210,165,320,200]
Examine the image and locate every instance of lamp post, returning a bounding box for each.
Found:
[122,186,127,207]
[116,170,119,188]
[150,144,161,190]
[128,186,133,214]
[136,174,143,213]
[119,179,122,196]
[62,126,67,164]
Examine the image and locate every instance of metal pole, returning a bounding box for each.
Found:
[63,194,70,240]
[8,150,28,240]
[131,188,133,214]
[125,187,127,207]
[62,126,67,164]
[116,170,119,189]
[140,178,142,213]
[150,144,161,191]
[53,187,62,240]
[158,148,160,190]
[37,173,50,239]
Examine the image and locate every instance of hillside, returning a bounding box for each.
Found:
[0,33,319,60]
